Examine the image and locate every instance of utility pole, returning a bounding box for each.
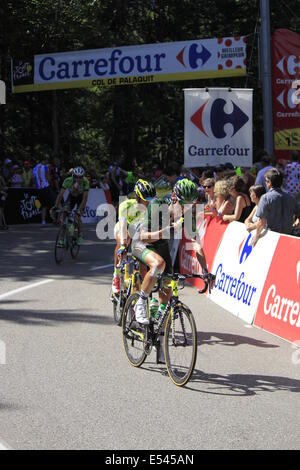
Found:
[260,0,274,156]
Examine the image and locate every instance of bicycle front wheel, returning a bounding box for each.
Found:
[164,304,197,387]
[70,237,80,259]
[122,293,147,367]
[55,226,68,264]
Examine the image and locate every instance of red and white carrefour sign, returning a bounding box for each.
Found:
[272,29,300,160]
[254,235,300,343]
[179,214,228,289]
[208,222,280,324]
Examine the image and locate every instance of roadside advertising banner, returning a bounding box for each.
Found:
[207,222,280,324]
[254,235,300,344]
[272,29,300,160]
[184,88,253,168]
[11,36,246,93]
[179,215,228,289]
[4,188,43,224]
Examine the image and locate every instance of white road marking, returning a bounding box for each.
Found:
[90,263,114,271]
[0,439,12,450]
[0,279,54,301]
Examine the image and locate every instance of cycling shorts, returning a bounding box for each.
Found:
[131,239,173,275]
[64,193,83,211]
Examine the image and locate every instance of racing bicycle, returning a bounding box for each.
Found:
[54,209,81,264]
[111,251,142,326]
[122,272,214,387]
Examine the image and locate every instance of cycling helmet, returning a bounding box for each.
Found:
[73,166,85,177]
[134,179,156,201]
[173,178,198,203]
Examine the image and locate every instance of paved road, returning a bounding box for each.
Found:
[0,224,300,450]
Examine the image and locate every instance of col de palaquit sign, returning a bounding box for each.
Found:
[11,36,246,93]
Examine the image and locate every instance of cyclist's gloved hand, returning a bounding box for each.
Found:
[117,245,127,257]
[202,272,216,292]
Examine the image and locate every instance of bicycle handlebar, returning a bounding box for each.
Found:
[152,272,215,294]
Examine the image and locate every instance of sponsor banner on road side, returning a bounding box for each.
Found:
[11,36,246,93]
[207,222,280,324]
[272,29,300,160]
[179,214,228,289]
[184,87,253,168]
[254,235,300,343]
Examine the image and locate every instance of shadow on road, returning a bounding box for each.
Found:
[197,331,279,349]
[139,362,300,397]
[0,225,114,283]
[0,308,114,326]
[186,369,300,396]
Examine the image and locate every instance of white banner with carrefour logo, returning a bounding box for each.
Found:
[11,37,246,93]
[208,222,280,324]
[184,88,253,168]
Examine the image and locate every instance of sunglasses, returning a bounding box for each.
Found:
[203,185,213,189]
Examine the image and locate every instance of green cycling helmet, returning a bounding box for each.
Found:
[173,178,198,203]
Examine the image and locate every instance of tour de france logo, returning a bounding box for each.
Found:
[20,193,41,220]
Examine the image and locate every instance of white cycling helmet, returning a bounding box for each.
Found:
[73,166,85,177]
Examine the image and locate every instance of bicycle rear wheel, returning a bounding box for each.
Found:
[164,304,197,387]
[122,293,147,367]
[55,226,68,264]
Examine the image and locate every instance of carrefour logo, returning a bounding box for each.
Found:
[176,43,211,69]
[190,98,249,138]
[238,233,253,264]
[276,56,300,76]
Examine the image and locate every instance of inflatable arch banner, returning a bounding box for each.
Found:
[11,36,246,93]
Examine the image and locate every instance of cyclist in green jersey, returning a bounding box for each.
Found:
[112,179,156,294]
[132,178,213,324]
[54,166,90,245]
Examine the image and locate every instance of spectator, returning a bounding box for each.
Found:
[120,168,137,195]
[33,158,56,225]
[164,161,184,186]
[2,158,13,182]
[10,164,23,188]
[153,163,163,180]
[213,179,234,217]
[214,165,226,181]
[255,154,274,190]
[223,175,254,223]
[202,178,215,212]
[283,150,300,203]
[242,168,256,193]
[201,168,215,181]
[22,160,34,188]
[49,157,62,193]
[99,173,110,190]
[108,160,122,209]
[0,173,8,230]
[244,185,266,232]
[251,168,300,246]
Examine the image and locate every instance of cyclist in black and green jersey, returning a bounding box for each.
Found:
[132,178,213,324]
[54,166,90,245]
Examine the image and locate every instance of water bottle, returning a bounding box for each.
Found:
[156,303,167,320]
[150,298,159,318]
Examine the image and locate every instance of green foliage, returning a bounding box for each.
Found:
[0,0,299,174]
